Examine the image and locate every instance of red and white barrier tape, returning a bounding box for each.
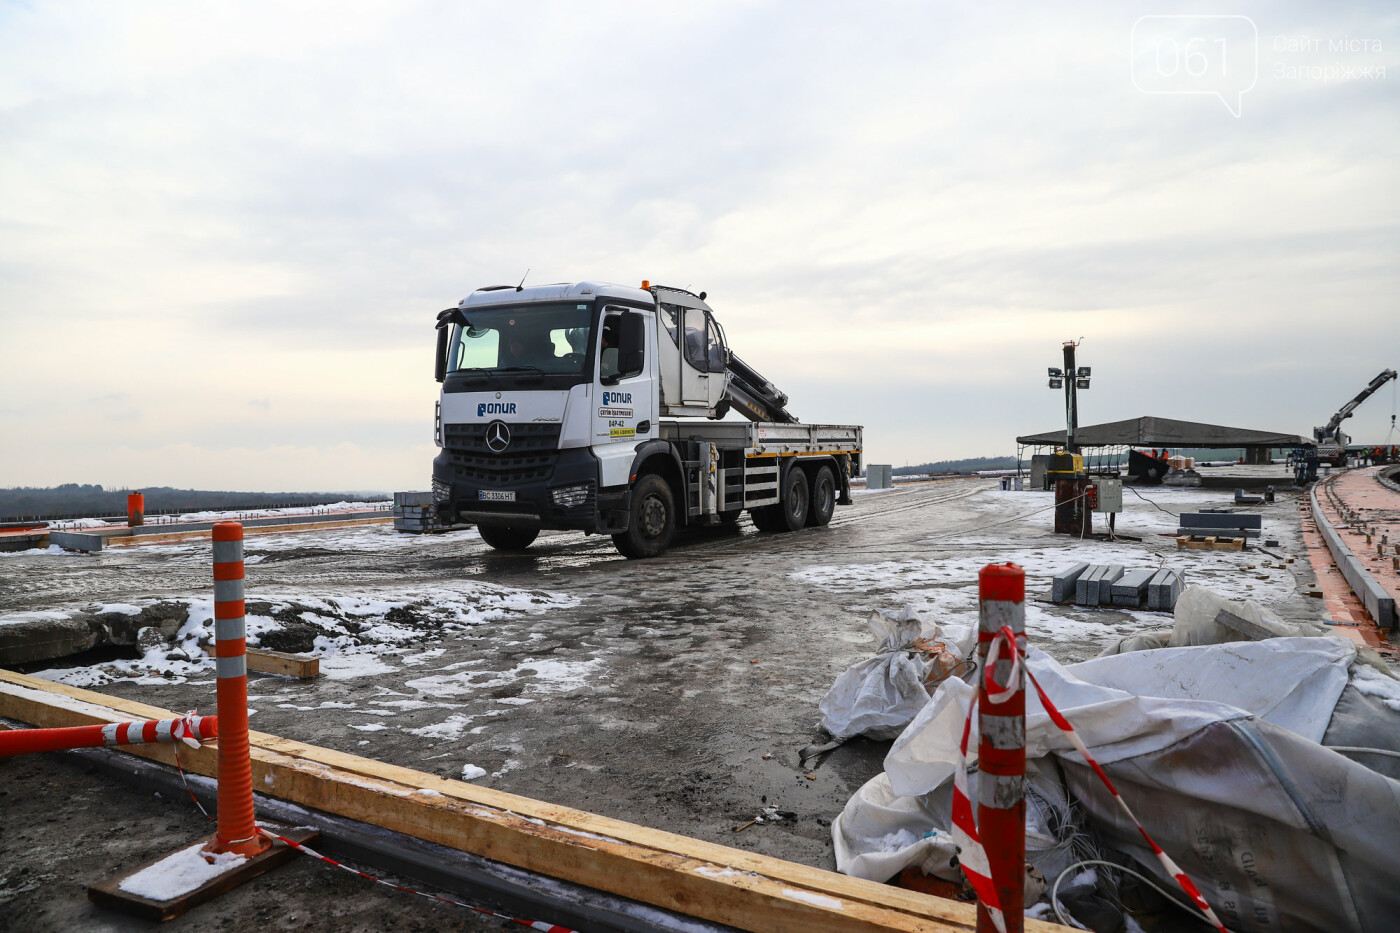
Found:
[955,627,1230,933]
[256,826,576,933]
[101,713,212,749]
[169,743,577,933]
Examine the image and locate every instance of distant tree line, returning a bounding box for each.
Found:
[892,456,1020,475]
[0,484,389,521]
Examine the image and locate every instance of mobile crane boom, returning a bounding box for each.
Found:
[1314,369,1397,447]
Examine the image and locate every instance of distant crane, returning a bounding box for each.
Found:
[1313,368,1397,466]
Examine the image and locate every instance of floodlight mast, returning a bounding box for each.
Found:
[1058,340,1088,453]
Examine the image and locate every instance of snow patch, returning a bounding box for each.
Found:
[118,844,246,900]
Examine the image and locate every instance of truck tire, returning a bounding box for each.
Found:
[478,523,539,552]
[612,474,675,559]
[807,465,836,527]
[777,466,809,531]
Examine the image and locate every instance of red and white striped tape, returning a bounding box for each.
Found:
[101,713,213,749]
[952,697,1007,933]
[955,626,1229,933]
[255,827,577,933]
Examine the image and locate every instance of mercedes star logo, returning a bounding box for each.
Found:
[485,420,511,453]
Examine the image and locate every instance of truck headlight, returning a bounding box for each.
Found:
[432,479,451,503]
[550,483,592,509]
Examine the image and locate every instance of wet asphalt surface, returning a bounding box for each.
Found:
[0,477,1327,930]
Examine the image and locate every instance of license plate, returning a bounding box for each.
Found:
[478,490,516,502]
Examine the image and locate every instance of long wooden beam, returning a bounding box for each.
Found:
[0,670,1057,933]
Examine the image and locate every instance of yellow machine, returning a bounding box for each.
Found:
[1046,451,1084,476]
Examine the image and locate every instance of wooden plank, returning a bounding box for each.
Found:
[87,827,317,922]
[246,648,319,679]
[0,672,1061,933]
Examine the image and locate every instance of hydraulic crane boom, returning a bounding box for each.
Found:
[1314,368,1398,446]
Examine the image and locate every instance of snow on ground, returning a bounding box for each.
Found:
[793,484,1308,657]
[20,581,577,688]
[135,523,479,560]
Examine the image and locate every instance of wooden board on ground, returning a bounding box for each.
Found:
[88,826,318,922]
[1175,534,1245,551]
[0,670,1062,933]
[246,648,319,679]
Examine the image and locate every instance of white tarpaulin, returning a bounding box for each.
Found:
[816,608,974,742]
[834,636,1400,932]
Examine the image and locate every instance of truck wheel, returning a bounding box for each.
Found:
[807,465,836,527]
[612,474,675,559]
[777,466,809,531]
[478,523,539,552]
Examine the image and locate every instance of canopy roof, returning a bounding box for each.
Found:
[1016,416,1310,449]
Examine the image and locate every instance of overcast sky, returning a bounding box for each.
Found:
[1,1,1397,492]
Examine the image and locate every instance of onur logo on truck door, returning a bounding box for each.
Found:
[602,391,631,406]
[477,402,517,417]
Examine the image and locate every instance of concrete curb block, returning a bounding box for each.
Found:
[1379,466,1400,494]
[48,531,104,552]
[1311,482,1396,631]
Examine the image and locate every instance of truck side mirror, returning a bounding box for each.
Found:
[618,312,646,377]
[434,324,449,383]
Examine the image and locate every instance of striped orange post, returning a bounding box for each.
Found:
[204,522,270,858]
[0,715,216,757]
[977,563,1026,933]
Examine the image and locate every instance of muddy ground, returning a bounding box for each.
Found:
[0,474,1327,931]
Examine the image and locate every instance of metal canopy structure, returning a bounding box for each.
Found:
[1016,416,1310,449]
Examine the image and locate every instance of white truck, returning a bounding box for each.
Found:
[431,281,863,558]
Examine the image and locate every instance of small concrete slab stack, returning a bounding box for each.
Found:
[1053,563,1185,611]
[1110,568,1156,607]
[1076,564,1124,606]
[1051,563,1089,603]
[1178,512,1262,540]
[1147,568,1186,611]
[393,492,470,534]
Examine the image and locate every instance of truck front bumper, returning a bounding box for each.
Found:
[433,447,622,534]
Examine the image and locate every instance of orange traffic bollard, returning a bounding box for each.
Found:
[127,492,145,527]
[0,715,215,757]
[203,522,270,859]
[977,563,1026,933]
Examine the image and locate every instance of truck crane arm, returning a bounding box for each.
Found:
[1315,368,1398,443]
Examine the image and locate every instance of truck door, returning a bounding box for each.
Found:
[593,308,657,487]
[680,306,716,407]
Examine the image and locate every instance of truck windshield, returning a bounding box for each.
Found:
[447,303,592,376]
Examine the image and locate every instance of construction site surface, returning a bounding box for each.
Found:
[2,466,1392,931]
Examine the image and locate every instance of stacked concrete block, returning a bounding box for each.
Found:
[393,491,469,534]
[1147,569,1185,611]
[1076,564,1124,607]
[1056,563,1184,611]
[866,465,893,490]
[1178,512,1262,540]
[1052,563,1090,603]
[1110,568,1156,607]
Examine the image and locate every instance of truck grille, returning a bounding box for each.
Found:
[441,423,561,487]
